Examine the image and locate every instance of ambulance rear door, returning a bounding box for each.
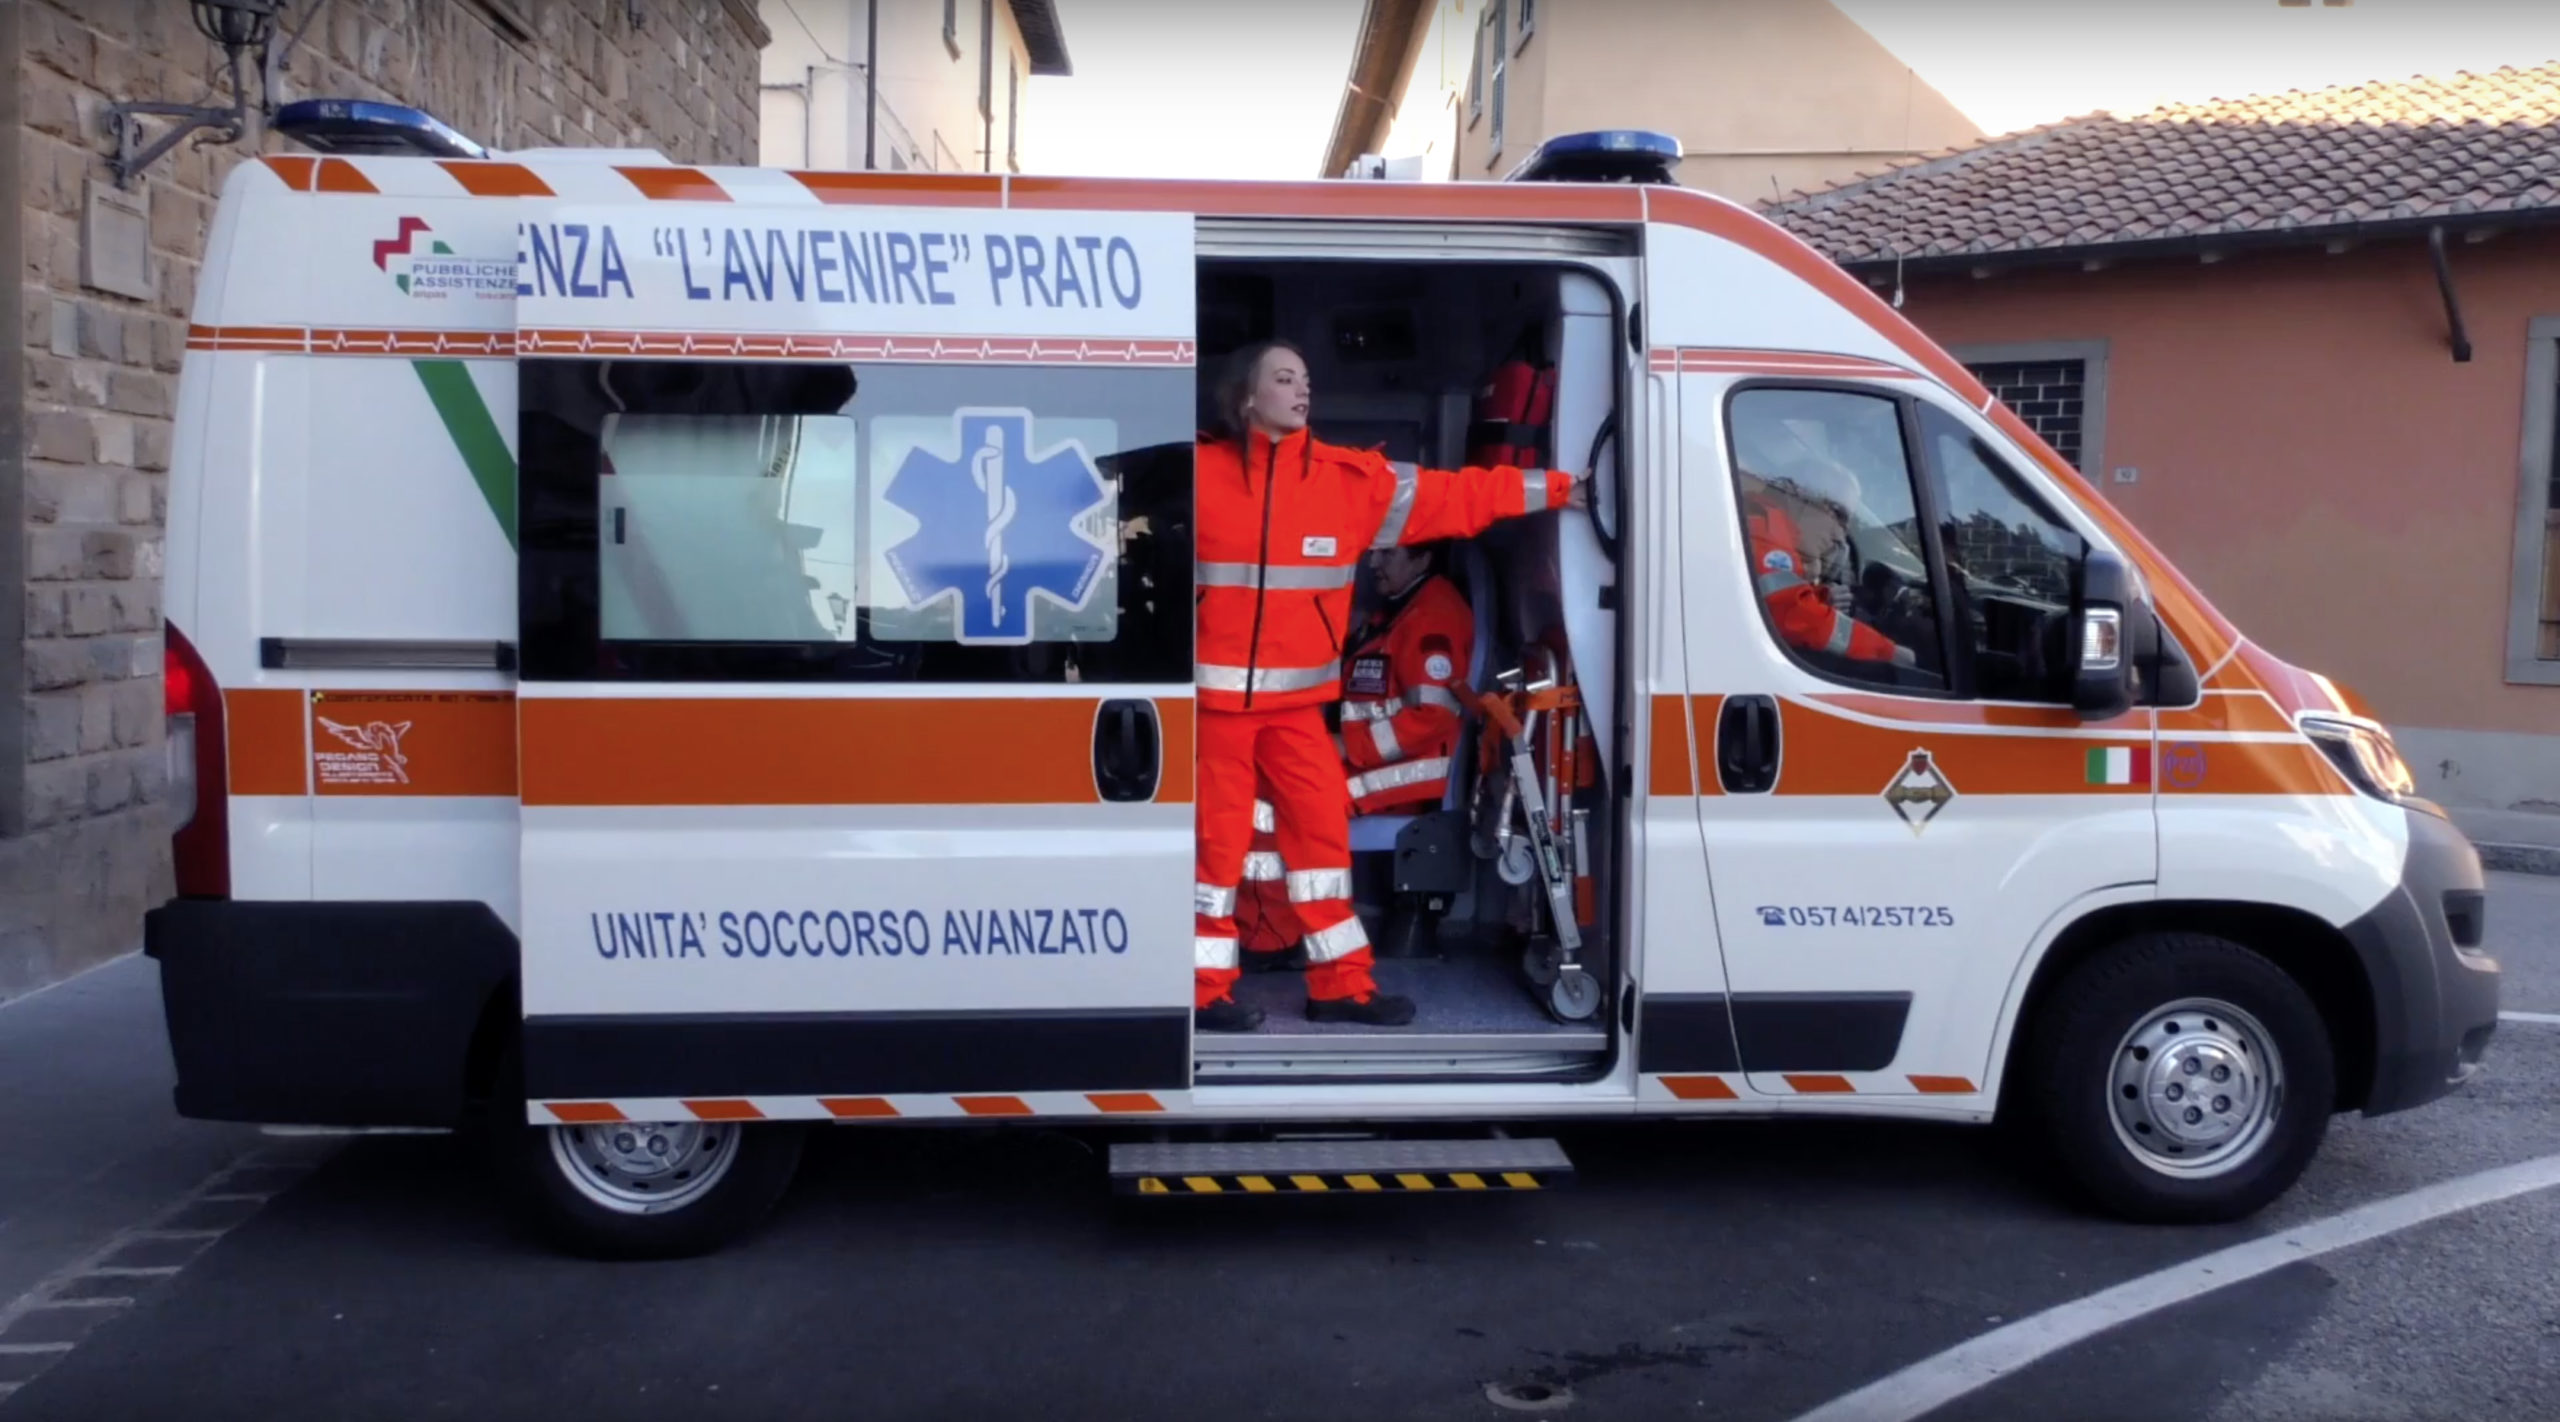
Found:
[510,197,1199,1120]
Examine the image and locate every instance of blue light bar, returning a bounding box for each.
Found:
[274,99,488,160]
[1505,129,1683,185]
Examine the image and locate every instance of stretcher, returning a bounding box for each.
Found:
[1469,644,1603,1022]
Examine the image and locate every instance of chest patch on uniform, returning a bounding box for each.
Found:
[1423,652,1454,680]
[1349,656,1391,696]
[1302,535,1337,558]
[1761,549,1796,574]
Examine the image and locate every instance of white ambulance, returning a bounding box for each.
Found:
[147,117,2499,1258]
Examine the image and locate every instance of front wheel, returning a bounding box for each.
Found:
[2018,932,2334,1224]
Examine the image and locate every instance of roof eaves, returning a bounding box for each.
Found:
[1820,205,2560,278]
[1007,0,1071,76]
[1319,0,1434,178]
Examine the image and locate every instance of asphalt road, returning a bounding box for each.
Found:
[4,873,2556,1422]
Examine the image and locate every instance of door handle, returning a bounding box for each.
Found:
[1093,698,1162,803]
[1716,694,1779,795]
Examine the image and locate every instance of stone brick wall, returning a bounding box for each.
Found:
[0,0,766,998]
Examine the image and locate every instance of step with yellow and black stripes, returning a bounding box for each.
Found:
[1109,1138,1570,1196]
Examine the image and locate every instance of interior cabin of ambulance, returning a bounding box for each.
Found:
[1185,256,1631,1081]
[518,254,1633,1085]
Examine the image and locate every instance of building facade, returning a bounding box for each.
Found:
[1769,66,2560,817]
[759,0,1067,172]
[0,0,768,998]
[1322,0,1982,201]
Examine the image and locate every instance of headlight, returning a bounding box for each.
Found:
[2301,716,2432,812]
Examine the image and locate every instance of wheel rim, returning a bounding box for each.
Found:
[548,1120,743,1215]
[2108,997,2284,1179]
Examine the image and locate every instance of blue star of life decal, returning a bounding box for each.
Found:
[881,408,1110,645]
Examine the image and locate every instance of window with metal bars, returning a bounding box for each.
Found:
[1965,359,2087,472]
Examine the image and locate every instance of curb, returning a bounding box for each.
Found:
[2479,841,2560,877]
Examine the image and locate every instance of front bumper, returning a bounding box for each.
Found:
[2342,808,2501,1116]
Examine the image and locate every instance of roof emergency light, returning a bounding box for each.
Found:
[1505,130,1683,185]
[274,99,489,160]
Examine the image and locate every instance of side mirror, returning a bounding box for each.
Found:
[2072,549,2153,719]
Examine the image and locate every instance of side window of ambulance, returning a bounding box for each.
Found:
[518,359,1193,683]
[1725,388,1948,691]
[1917,404,2087,704]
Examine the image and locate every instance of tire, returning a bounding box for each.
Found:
[2018,931,2334,1224]
[488,1049,807,1259]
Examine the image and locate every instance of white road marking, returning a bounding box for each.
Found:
[1789,1151,2560,1422]
[0,1146,326,1406]
[2500,1011,2560,1025]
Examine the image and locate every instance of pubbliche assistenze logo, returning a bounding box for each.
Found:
[371,217,513,300]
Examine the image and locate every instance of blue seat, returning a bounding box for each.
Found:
[1348,539,1497,853]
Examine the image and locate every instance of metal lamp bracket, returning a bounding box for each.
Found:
[103,0,283,188]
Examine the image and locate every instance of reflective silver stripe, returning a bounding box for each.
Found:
[1194,882,1238,918]
[1411,684,1464,715]
[1252,800,1276,833]
[1348,756,1452,800]
[1522,467,1551,513]
[1303,915,1371,963]
[1340,697,1401,723]
[1371,462,1419,548]
[1197,561,1357,591]
[1368,717,1401,761]
[1242,850,1286,882]
[1823,610,1856,656]
[1196,935,1239,970]
[1198,660,1342,695]
[1286,867,1352,903]
[1756,569,1806,596]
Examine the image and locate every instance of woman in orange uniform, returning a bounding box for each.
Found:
[1193,340,1579,1031]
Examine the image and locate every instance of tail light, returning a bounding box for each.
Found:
[165,623,230,899]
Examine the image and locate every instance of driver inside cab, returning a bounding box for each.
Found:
[1732,429,1917,670]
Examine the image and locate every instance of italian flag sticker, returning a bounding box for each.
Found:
[2087,745,2152,786]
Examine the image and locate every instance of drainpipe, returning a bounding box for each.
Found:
[759,76,811,167]
[2428,225,2474,364]
[864,0,879,170]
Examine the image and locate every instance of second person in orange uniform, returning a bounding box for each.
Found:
[1237,542,1477,967]
[1195,340,1577,1031]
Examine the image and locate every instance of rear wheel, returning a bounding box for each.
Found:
[2020,932,2334,1223]
[491,1049,806,1258]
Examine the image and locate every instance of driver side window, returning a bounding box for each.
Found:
[1725,387,1947,691]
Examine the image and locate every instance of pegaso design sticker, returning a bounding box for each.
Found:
[1883,748,1955,834]
[881,408,1111,645]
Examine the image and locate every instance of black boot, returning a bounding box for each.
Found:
[1306,992,1417,1027]
[1195,997,1266,1032]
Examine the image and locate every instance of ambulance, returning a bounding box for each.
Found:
[145,113,2500,1258]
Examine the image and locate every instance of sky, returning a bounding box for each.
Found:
[1838,0,2560,138]
[1024,0,2560,183]
[1024,0,1364,180]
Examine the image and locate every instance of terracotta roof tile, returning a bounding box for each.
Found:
[1765,62,2560,264]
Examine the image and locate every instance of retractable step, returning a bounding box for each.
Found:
[1109,1137,1571,1196]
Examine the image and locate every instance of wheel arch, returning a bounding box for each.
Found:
[1992,899,2377,1117]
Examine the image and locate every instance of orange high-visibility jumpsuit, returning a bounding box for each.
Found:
[1745,498,1903,664]
[1238,571,1477,959]
[1195,430,1569,1009]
